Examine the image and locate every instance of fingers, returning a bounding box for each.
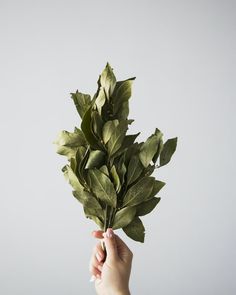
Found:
[115,234,133,263]
[92,228,133,264]
[89,242,104,279]
[103,228,118,262]
[92,230,104,239]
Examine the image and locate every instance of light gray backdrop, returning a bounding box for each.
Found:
[0,1,235,294]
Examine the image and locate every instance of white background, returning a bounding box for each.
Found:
[0,1,235,294]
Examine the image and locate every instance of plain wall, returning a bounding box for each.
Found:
[0,1,235,294]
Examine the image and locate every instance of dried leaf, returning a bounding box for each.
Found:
[107,120,129,156]
[102,120,119,144]
[123,176,155,207]
[160,137,178,167]
[113,207,136,230]
[88,169,117,208]
[135,197,161,216]
[70,91,91,119]
[139,134,159,168]
[127,155,143,186]
[123,217,145,242]
[100,62,116,98]
[110,165,121,192]
[85,150,105,169]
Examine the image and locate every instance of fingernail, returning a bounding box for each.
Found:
[89,275,96,282]
[106,228,113,238]
[96,253,102,262]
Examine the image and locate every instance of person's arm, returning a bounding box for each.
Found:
[89,228,133,295]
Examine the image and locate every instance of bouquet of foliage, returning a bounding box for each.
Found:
[54,63,177,242]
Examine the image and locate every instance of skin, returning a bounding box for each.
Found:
[89,228,133,295]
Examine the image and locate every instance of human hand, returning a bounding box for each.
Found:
[89,228,133,295]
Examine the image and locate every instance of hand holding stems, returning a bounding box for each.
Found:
[89,228,133,295]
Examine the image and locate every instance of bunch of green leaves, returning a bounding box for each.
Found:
[53,63,177,242]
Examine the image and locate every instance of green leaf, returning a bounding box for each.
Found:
[116,101,129,120]
[91,111,103,139]
[55,145,77,160]
[152,128,164,163]
[54,130,87,147]
[65,165,84,193]
[124,142,140,165]
[81,107,100,149]
[95,87,106,115]
[53,130,87,159]
[123,176,155,207]
[100,63,116,98]
[112,78,135,114]
[85,150,105,169]
[123,217,145,243]
[127,155,143,186]
[135,197,161,216]
[72,190,102,210]
[102,120,119,144]
[149,180,166,199]
[87,169,117,208]
[113,207,136,230]
[84,207,104,229]
[116,155,127,186]
[107,120,128,156]
[75,146,87,182]
[114,132,140,158]
[159,137,178,167]
[99,165,109,177]
[70,90,91,119]
[139,134,159,168]
[110,165,121,192]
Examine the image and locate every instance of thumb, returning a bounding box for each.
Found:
[103,228,118,262]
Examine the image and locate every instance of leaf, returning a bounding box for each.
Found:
[124,142,140,165]
[87,169,117,208]
[81,107,100,149]
[114,132,140,158]
[65,165,84,193]
[102,120,119,144]
[84,207,104,229]
[116,155,127,186]
[53,130,87,159]
[99,165,109,177]
[85,150,105,169]
[70,90,91,119]
[54,130,87,147]
[139,134,159,168]
[75,146,87,181]
[123,176,155,207]
[152,128,164,163]
[100,63,116,98]
[123,217,145,243]
[127,155,143,186]
[149,180,166,199]
[55,145,77,160]
[95,87,106,115]
[112,78,135,114]
[110,165,121,192]
[113,207,136,230]
[135,197,161,216]
[159,137,178,167]
[72,190,102,210]
[116,101,129,120]
[91,111,103,139]
[107,120,128,156]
